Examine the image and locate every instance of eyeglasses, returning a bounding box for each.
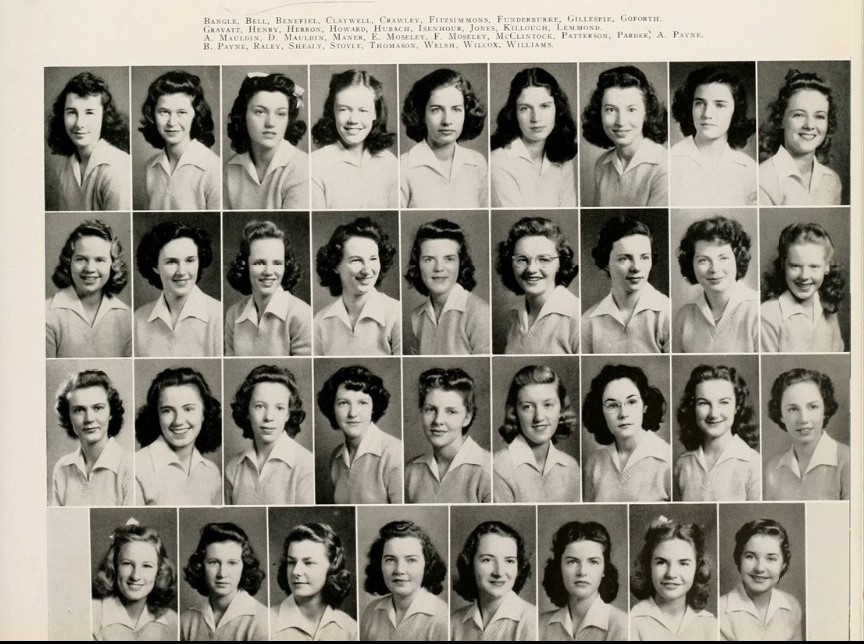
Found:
[512,255,560,270]
[602,399,642,413]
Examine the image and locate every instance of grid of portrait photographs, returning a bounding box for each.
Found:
[45,61,851,641]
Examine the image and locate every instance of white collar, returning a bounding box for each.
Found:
[673,136,749,169]
[503,137,553,171]
[51,287,129,327]
[631,596,710,635]
[146,285,214,327]
[462,591,526,630]
[188,589,261,631]
[146,434,217,476]
[772,145,835,191]
[588,283,667,323]
[510,285,579,331]
[150,139,214,174]
[273,595,351,635]
[337,423,389,468]
[689,282,757,326]
[547,595,612,637]
[421,283,469,324]
[605,430,669,473]
[776,290,824,322]
[100,595,169,630]
[725,582,793,624]
[601,138,665,174]
[373,588,442,627]
[508,434,570,477]
[227,139,297,184]
[235,288,293,326]
[58,436,124,477]
[776,432,839,478]
[416,435,486,482]
[70,138,124,184]
[321,289,388,328]
[239,431,300,473]
[407,139,481,179]
[691,434,756,472]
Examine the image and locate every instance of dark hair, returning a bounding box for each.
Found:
[47,72,130,155]
[767,368,839,431]
[418,367,476,434]
[542,521,619,607]
[582,65,667,149]
[761,222,845,314]
[582,364,667,445]
[454,521,531,602]
[671,65,755,149]
[231,365,305,440]
[135,220,214,290]
[496,217,578,294]
[51,219,128,297]
[227,73,306,153]
[759,69,837,164]
[135,367,222,453]
[226,220,301,295]
[183,522,265,597]
[311,69,396,154]
[490,67,577,163]
[677,216,751,285]
[139,70,215,149]
[404,219,477,296]
[676,365,758,451]
[364,521,447,596]
[277,523,352,607]
[499,365,578,445]
[631,518,711,610]
[732,519,791,578]
[315,216,396,297]
[316,365,390,430]
[55,369,125,440]
[402,68,486,143]
[92,523,176,617]
[591,214,658,275]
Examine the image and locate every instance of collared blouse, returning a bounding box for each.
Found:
[224,139,309,210]
[224,289,312,357]
[312,142,398,209]
[673,283,759,354]
[719,583,802,641]
[759,145,842,206]
[670,136,757,206]
[46,287,132,358]
[582,284,670,354]
[630,597,718,641]
[361,589,448,641]
[405,435,492,504]
[134,285,222,357]
[145,139,221,210]
[92,596,177,641]
[270,595,357,641]
[503,285,581,355]
[674,434,761,502]
[493,434,581,503]
[51,437,133,506]
[224,431,314,505]
[491,137,577,208]
[409,283,490,356]
[401,140,488,208]
[451,591,538,641]
[180,589,268,641]
[313,289,401,356]
[135,435,222,506]
[583,431,671,502]
[540,596,628,641]
[592,139,668,207]
[763,432,850,501]
[58,138,131,211]
[760,290,844,353]
[330,423,403,504]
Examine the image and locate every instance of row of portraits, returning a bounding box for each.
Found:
[44,61,851,212]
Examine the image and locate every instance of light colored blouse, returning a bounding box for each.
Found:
[763,432,850,501]
[330,423,403,504]
[760,291,844,353]
[313,289,401,356]
[135,435,221,506]
[719,583,803,641]
[673,283,759,354]
[405,435,492,504]
[51,437,133,506]
[491,138,577,207]
[270,595,357,641]
[493,434,582,503]
[134,285,222,357]
[58,138,131,211]
[674,435,761,502]
[583,431,671,502]
[582,284,670,354]
[312,142,398,209]
[592,139,668,207]
[180,589,268,641]
[224,139,309,209]
[224,432,314,505]
[46,287,132,358]
[451,591,538,641]
[92,597,177,641]
[630,597,718,641]
[145,139,221,210]
[409,283,490,355]
[361,589,448,641]
[504,285,581,355]
[224,289,312,357]
[759,145,842,206]
[540,596,629,641]
[670,136,756,206]
[401,140,488,208]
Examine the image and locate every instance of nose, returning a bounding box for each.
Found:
[441,108,452,125]
[263,406,273,421]
[393,558,405,574]
[83,407,95,423]
[529,109,538,123]
[532,406,544,423]
[491,559,502,576]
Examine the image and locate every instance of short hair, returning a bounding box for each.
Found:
[418,367,477,434]
[402,68,486,143]
[364,521,447,596]
[767,368,839,431]
[315,216,396,297]
[135,367,222,454]
[732,519,791,578]
[490,67,577,163]
[591,214,659,275]
[759,69,837,164]
[55,369,125,440]
[454,521,532,602]
[677,216,752,284]
[135,220,214,290]
[631,518,711,611]
[227,72,307,153]
[311,69,396,154]
[51,219,128,296]
[761,222,846,314]
[542,521,620,607]
[226,220,301,295]
[183,522,265,597]
[277,523,352,607]
[671,65,756,149]
[496,217,578,294]
[582,364,667,445]
[139,70,215,149]
[92,523,176,617]
[582,65,667,149]
[498,365,578,445]
[231,365,305,440]
[47,72,130,155]
[404,219,477,296]
[676,365,758,451]
[316,365,390,430]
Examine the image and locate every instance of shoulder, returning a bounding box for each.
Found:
[492,447,513,472]
[760,298,781,317]
[835,439,851,466]
[729,149,757,168]
[465,291,490,313]
[311,143,339,161]
[450,603,474,620]
[225,452,245,477]
[460,146,487,164]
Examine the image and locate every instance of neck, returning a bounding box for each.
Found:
[172,442,196,471]
[166,138,191,164]
[121,595,148,621]
[702,430,733,459]
[342,291,369,315]
[615,135,644,165]
[164,289,190,314]
[521,136,546,163]
[344,430,366,457]
[745,585,772,611]
[479,594,505,626]
[614,430,643,460]
[76,288,103,309]
[253,290,274,318]
[525,287,553,316]
[429,289,451,318]
[342,140,365,160]
[787,146,816,175]
[693,134,728,158]
[210,590,237,614]
[255,436,278,466]
[703,287,732,318]
[427,138,456,162]
[250,142,277,173]
[76,142,96,165]
[294,593,326,619]
[434,434,466,473]
[568,591,598,626]
[391,589,419,614]
[655,594,687,618]
[80,438,108,469]
[529,439,551,470]
[792,435,820,468]
[610,285,641,311]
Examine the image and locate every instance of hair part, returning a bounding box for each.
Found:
[499,365,578,445]
[767,368,839,431]
[732,519,791,578]
[364,520,447,596]
[231,364,305,440]
[404,219,477,296]
[418,367,477,434]
[226,219,301,295]
[542,521,620,607]
[183,522,266,597]
[677,216,752,284]
[135,220,214,290]
[316,365,390,430]
[402,68,486,143]
[52,219,129,297]
[591,214,658,275]
[227,72,307,153]
[55,369,125,440]
[315,216,396,297]
[277,523,352,607]
[139,70,215,149]
[496,216,578,295]
[454,520,531,602]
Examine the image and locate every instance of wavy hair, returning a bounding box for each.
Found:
[316,365,390,430]
[677,216,751,284]
[135,220,214,290]
[418,367,476,434]
[139,70,215,149]
[226,220,301,295]
[404,219,477,296]
[227,72,306,153]
[51,219,128,297]
[496,217,578,294]
[454,520,531,602]
[498,365,578,445]
[277,523,352,608]
[315,216,396,297]
[231,365,305,440]
[364,520,447,596]
[402,68,486,143]
[767,368,839,432]
[732,519,791,578]
[591,214,659,275]
[183,522,265,597]
[542,521,619,607]
[55,369,125,440]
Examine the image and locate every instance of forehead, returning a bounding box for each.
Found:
[73,235,112,255]
[424,387,467,408]
[694,82,734,101]
[119,540,159,561]
[287,539,328,559]
[693,239,733,256]
[335,84,376,106]
[517,86,553,104]
[514,235,557,255]
[65,93,103,110]
[205,540,244,558]
[743,533,783,555]
[419,238,460,255]
[68,385,109,406]
[334,384,372,401]
[341,235,378,257]
[428,84,464,106]
[159,383,203,406]
[602,377,640,399]
[383,536,424,556]
[602,86,645,106]
[249,90,289,109]
[249,237,285,259]
[786,89,829,112]
[611,234,651,255]
[654,538,695,559]
[694,378,735,399]
[477,533,518,556]
[159,237,198,258]
[251,381,291,402]
[780,380,822,403]
[563,540,604,559]
[786,242,828,262]
[156,92,194,110]
[516,382,559,404]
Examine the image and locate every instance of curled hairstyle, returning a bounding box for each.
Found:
[760,69,837,164]
[496,217,578,294]
[139,70,215,149]
[405,219,477,295]
[499,365,578,445]
[364,521,447,596]
[52,219,129,296]
[92,524,176,616]
[761,222,845,314]
[454,521,531,601]
[490,67,577,163]
[631,518,711,610]
[312,69,396,153]
[677,216,752,284]
[402,68,486,143]
[582,65,668,148]
[316,365,390,430]
[767,368,839,432]
[418,367,477,434]
[227,73,307,153]
[671,65,755,149]
[183,522,265,597]
[591,214,659,275]
[676,365,758,451]
[47,71,130,155]
[277,523,352,607]
[231,365,305,440]
[733,519,791,578]
[55,369,125,440]
[226,220,301,295]
[315,216,396,296]
[135,220,214,290]
[542,521,619,607]
[135,367,222,453]
[582,364,667,445]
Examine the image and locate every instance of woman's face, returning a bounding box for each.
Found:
[608,234,653,296]
[67,385,112,449]
[515,86,556,144]
[601,378,646,443]
[692,82,735,143]
[473,533,519,602]
[70,235,112,298]
[783,242,829,303]
[158,384,205,452]
[692,240,737,296]
[650,538,696,605]
[333,384,373,442]
[155,237,199,299]
[246,91,290,152]
[422,388,472,452]
[738,534,784,599]
[561,540,605,601]
[248,238,285,299]
[336,236,380,298]
[334,84,376,149]
[424,84,465,149]
[515,383,561,447]
[600,86,646,149]
[512,235,559,299]
[116,541,158,603]
[381,536,426,601]
[779,380,825,448]
[155,92,195,147]
[418,238,461,300]
[285,539,330,600]
[782,89,829,157]
[203,541,244,600]
[248,382,291,448]
[694,379,736,441]
[64,93,103,153]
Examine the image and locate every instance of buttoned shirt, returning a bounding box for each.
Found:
[270,595,357,641]
[401,140,488,208]
[134,285,222,357]
[674,435,761,502]
[92,596,177,641]
[51,437,132,506]
[58,138,131,211]
[764,432,850,501]
[330,423,403,504]
[451,591,538,641]
[582,284,670,354]
[760,290,844,353]
[493,434,581,503]
[719,583,802,641]
[504,285,581,355]
[224,140,309,210]
[46,287,132,358]
[630,597,718,641]
[313,289,401,356]
[593,139,668,207]
[225,431,314,505]
[409,284,490,355]
[361,589,448,641]
[180,590,268,641]
[673,283,759,354]
[540,596,628,641]
[759,145,842,206]
[670,136,756,206]
[490,138,577,207]
[584,431,671,502]
[146,139,220,210]
[224,289,312,357]
[405,435,492,503]
[312,142,398,209]
[135,435,222,506]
